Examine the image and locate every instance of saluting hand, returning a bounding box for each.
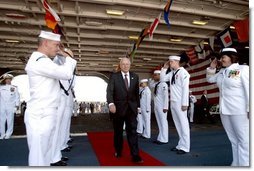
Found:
[58,46,74,58]
[210,58,218,69]
[163,61,170,69]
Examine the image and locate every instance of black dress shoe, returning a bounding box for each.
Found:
[170,147,179,152]
[177,150,187,155]
[153,140,168,145]
[61,156,69,161]
[132,155,143,163]
[61,147,71,152]
[114,152,122,158]
[140,136,149,139]
[50,160,67,166]
[137,133,142,137]
[67,138,74,144]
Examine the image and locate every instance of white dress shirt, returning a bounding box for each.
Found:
[121,71,130,88]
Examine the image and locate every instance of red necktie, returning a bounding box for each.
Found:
[124,74,128,90]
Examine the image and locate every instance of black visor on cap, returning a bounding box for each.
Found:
[210,52,220,59]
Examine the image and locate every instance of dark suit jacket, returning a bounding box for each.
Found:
[107,71,140,116]
[201,94,209,110]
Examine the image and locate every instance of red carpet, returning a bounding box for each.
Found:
[87,131,165,166]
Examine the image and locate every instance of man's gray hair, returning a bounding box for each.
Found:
[120,57,131,64]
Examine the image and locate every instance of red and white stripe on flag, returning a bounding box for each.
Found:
[186,48,198,64]
[186,60,219,104]
[149,13,162,40]
[219,30,232,47]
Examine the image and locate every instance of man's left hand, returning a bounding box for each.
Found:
[137,108,141,114]
[181,106,188,111]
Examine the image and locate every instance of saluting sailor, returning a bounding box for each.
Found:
[59,71,76,153]
[138,79,151,139]
[24,30,77,166]
[0,73,20,139]
[207,48,249,166]
[50,48,76,166]
[160,56,190,154]
[152,70,169,144]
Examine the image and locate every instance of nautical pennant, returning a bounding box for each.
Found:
[164,0,174,29]
[42,0,61,30]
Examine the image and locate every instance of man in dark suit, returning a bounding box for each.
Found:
[200,90,215,124]
[106,57,143,163]
[201,90,209,116]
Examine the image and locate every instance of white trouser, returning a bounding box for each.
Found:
[141,110,151,138]
[24,107,57,166]
[66,106,72,142]
[73,108,78,117]
[0,105,15,139]
[220,114,249,166]
[136,113,143,134]
[170,101,190,152]
[60,106,72,150]
[51,95,66,163]
[188,103,194,123]
[154,105,168,143]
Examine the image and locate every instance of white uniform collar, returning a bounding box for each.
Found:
[34,51,48,58]
[226,63,239,70]
[121,71,129,77]
[173,67,182,71]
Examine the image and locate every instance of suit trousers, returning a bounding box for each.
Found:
[112,107,139,157]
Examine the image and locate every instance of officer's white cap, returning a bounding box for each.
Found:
[168,55,181,61]
[221,48,237,53]
[220,48,238,58]
[39,31,61,41]
[154,70,161,74]
[140,79,148,83]
[3,74,13,79]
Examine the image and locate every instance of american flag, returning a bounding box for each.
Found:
[186,48,198,64]
[186,60,219,105]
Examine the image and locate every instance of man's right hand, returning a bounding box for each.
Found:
[109,104,116,113]
[210,58,218,69]
[163,61,170,69]
[58,46,74,58]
